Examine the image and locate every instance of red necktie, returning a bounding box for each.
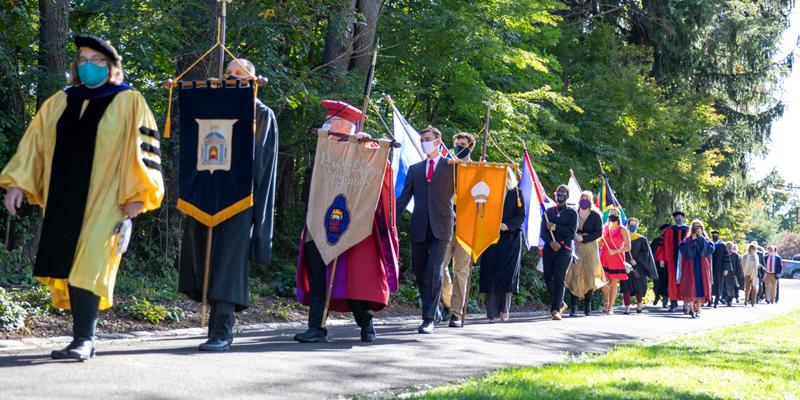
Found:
[427,159,434,183]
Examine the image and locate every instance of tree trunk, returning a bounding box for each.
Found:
[322,0,357,75]
[37,0,69,107]
[350,0,382,73]
[176,0,221,81]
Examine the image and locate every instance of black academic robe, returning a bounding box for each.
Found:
[178,100,278,311]
[622,234,658,297]
[726,252,743,296]
[711,240,732,298]
[479,189,526,294]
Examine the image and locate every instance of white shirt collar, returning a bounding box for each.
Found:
[428,153,441,169]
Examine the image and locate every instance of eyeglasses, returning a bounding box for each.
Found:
[78,56,108,66]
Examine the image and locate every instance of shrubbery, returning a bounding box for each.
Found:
[122,297,185,325]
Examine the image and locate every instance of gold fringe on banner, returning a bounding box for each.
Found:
[176,195,254,228]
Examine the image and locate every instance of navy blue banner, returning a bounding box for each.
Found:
[177,82,254,227]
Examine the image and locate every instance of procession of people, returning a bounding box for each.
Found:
[0,33,789,362]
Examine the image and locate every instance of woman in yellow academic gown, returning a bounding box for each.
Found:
[0,35,164,361]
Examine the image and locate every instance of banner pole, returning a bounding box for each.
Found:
[321,257,339,327]
[358,39,380,130]
[481,99,491,162]
[217,0,230,78]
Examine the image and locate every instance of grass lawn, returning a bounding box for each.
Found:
[402,310,800,400]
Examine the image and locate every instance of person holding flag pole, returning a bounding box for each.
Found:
[520,142,577,321]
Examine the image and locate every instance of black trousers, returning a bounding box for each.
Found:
[68,285,100,342]
[411,233,448,322]
[304,241,373,333]
[542,248,571,312]
[208,300,235,340]
[654,266,669,300]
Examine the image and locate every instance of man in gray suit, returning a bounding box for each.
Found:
[397,126,455,334]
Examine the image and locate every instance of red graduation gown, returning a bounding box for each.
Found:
[655,225,689,301]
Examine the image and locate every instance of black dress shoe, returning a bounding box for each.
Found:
[360,323,376,343]
[51,340,95,361]
[569,310,578,317]
[294,328,329,343]
[668,306,677,313]
[448,315,462,328]
[418,320,435,334]
[198,337,233,352]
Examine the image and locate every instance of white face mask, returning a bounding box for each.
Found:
[421,140,437,156]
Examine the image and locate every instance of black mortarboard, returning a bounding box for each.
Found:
[711,230,720,235]
[74,35,120,62]
[671,211,685,218]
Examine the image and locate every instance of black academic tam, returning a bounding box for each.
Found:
[74,35,121,62]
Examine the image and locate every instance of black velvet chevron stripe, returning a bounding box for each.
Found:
[140,142,162,157]
[142,158,162,172]
[139,126,160,139]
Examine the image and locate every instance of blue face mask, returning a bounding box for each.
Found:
[78,62,109,87]
[628,224,638,233]
[454,145,470,159]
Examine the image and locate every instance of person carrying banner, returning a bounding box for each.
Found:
[540,185,578,321]
[177,59,279,352]
[439,132,475,327]
[1,35,165,361]
[294,100,399,343]
[656,211,690,312]
[397,126,456,334]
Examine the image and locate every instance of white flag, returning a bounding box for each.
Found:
[567,170,582,210]
[391,102,424,212]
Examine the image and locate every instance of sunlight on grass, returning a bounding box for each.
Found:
[403,310,800,400]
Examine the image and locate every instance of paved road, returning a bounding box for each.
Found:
[2,280,798,400]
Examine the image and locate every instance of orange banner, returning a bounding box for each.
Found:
[455,163,508,263]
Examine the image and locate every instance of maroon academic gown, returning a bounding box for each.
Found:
[656,225,689,301]
[295,162,399,312]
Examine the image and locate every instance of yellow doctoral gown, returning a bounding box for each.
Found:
[0,89,164,310]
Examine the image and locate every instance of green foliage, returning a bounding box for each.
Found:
[264,297,293,321]
[0,287,27,331]
[115,268,182,301]
[122,297,184,324]
[7,284,54,316]
[0,245,36,286]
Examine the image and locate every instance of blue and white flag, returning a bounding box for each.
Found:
[519,148,555,250]
[391,102,424,212]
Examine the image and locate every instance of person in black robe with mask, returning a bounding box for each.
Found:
[651,224,671,308]
[709,231,732,307]
[479,169,525,322]
[540,184,578,321]
[178,59,278,352]
[725,241,743,305]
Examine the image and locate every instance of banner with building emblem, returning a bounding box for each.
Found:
[455,162,508,263]
[306,131,391,265]
[176,82,255,227]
